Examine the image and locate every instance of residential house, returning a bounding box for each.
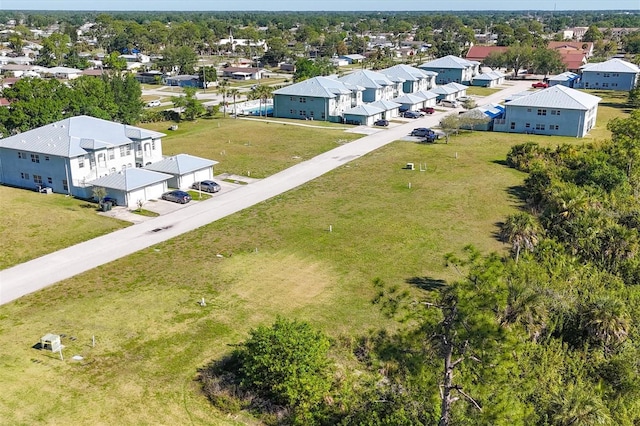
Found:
[339,54,366,64]
[164,75,203,88]
[378,64,436,94]
[391,93,427,112]
[465,45,509,64]
[338,70,398,103]
[272,76,363,122]
[419,55,479,85]
[458,103,505,131]
[579,58,640,91]
[493,85,601,138]
[46,66,82,80]
[87,167,171,208]
[0,116,167,206]
[144,154,218,190]
[471,70,506,87]
[368,99,402,119]
[135,70,165,84]
[221,67,265,81]
[548,71,581,88]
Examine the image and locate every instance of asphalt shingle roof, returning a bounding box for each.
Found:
[0,115,166,158]
[505,85,601,110]
[144,154,218,175]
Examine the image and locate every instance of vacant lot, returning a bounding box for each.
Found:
[145,117,360,178]
[0,91,629,424]
[0,188,129,269]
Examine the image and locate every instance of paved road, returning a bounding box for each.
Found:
[0,80,533,305]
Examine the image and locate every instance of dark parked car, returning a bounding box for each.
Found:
[411,127,436,137]
[403,111,421,119]
[374,119,389,127]
[191,180,221,193]
[161,190,192,204]
[420,107,435,114]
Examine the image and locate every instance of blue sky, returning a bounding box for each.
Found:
[1,0,639,11]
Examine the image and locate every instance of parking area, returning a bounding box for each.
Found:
[98,174,255,223]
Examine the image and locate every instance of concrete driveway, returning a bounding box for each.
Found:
[0,79,534,305]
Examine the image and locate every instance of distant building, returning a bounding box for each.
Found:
[579,59,640,91]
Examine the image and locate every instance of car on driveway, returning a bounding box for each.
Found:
[146,100,161,107]
[420,107,435,114]
[531,82,548,88]
[191,180,221,193]
[374,119,389,127]
[411,127,436,137]
[161,190,192,204]
[403,111,421,119]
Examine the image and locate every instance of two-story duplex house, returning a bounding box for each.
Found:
[338,70,398,103]
[272,76,363,122]
[493,85,601,138]
[378,64,437,94]
[0,115,166,203]
[579,59,640,91]
[419,55,479,85]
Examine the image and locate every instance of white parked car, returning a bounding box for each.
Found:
[146,100,161,108]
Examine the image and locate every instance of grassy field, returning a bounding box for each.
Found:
[0,188,130,270]
[0,91,630,424]
[144,117,360,178]
[465,86,502,96]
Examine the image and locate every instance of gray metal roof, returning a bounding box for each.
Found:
[144,153,218,175]
[420,55,476,70]
[414,90,439,100]
[430,85,458,95]
[549,71,580,82]
[272,76,358,98]
[580,58,640,73]
[473,70,505,80]
[0,115,166,158]
[369,99,402,110]
[444,82,468,91]
[378,64,432,82]
[505,85,601,110]
[338,70,394,89]
[344,104,384,116]
[392,93,425,104]
[88,167,171,191]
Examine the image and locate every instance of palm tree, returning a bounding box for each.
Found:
[257,84,273,118]
[549,383,611,426]
[580,296,630,352]
[500,212,541,263]
[228,88,241,117]
[217,78,230,117]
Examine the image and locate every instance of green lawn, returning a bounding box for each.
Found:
[0,91,631,424]
[465,86,502,96]
[144,118,361,178]
[0,188,130,269]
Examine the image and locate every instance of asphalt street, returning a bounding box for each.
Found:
[0,79,533,305]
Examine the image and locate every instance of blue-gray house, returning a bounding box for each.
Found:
[338,70,399,103]
[378,64,436,94]
[419,55,479,85]
[272,76,363,122]
[493,85,601,138]
[548,71,580,88]
[579,59,640,91]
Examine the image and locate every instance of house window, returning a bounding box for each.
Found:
[78,156,85,168]
[20,172,29,179]
[603,83,609,88]
[33,174,42,185]
[537,109,546,116]
[152,140,156,150]
[526,108,532,112]
[31,154,40,163]
[550,125,559,130]
[108,148,115,160]
[309,111,314,117]
[510,122,515,130]
[44,156,50,161]
[290,96,294,101]
[321,112,326,119]
[18,152,26,159]
[126,144,131,155]
[120,146,126,157]
[603,73,610,78]
[290,109,297,115]
[535,124,545,130]
[62,179,68,191]
[299,110,306,116]
[47,177,53,184]
[525,123,530,128]
[299,97,306,103]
